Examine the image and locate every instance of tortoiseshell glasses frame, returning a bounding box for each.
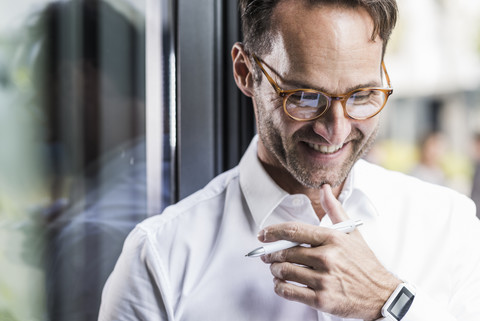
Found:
[252,54,393,121]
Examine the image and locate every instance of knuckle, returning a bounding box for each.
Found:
[274,282,294,300]
[265,248,288,263]
[311,274,325,290]
[325,230,342,244]
[318,247,340,269]
[262,253,272,262]
[312,227,342,245]
[278,248,289,262]
[283,223,300,239]
[314,289,337,312]
[272,262,291,279]
[314,291,328,310]
[311,229,323,244]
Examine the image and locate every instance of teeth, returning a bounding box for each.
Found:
[307,142,343,154]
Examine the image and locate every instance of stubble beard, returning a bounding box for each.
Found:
[288,126,378,188]
[256,102,379,189]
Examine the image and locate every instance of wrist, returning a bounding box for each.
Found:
[370,276,402,321]
[377,282,416,321]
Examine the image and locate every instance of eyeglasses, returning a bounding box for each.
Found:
[252,54,393,121]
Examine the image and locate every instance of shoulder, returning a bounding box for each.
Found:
[115,166,244,290]
[354,159,475,219]
[130,166,240,241]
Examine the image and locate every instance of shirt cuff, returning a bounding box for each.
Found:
[373,286,457,321]
[401,288,456,321]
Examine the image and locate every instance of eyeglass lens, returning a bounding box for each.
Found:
[285,89,388,120]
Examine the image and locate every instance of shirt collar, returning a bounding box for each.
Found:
[239,136,289,228]
[239,137,380,229]
[343,159,381,218]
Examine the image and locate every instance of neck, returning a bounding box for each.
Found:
[258,157,345,221]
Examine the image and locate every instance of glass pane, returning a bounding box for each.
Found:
[0,1,171,320]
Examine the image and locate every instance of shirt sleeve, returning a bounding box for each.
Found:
[403,197,480,321]
[402,289,457,321]
[98,226,174,321]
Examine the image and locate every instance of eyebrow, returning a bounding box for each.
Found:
[257,56,386,95]
[280,78,383,95]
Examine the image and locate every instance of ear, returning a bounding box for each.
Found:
[231,42,255,97]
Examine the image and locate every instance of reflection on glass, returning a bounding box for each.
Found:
[0,1,171,320]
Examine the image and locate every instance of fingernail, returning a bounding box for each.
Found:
[257,229,266,241]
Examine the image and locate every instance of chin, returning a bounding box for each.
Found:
[293,172,343,189]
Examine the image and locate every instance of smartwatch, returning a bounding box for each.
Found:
[379,282,416,321]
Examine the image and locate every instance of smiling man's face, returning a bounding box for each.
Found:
[252,2,384,191]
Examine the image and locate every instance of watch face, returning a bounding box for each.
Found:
[388,287,415,320]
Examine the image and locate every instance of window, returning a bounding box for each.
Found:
[0,1,252,320]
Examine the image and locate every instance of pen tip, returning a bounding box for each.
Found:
[245,248,264,258]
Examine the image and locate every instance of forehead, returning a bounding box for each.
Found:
[266,1,383,90]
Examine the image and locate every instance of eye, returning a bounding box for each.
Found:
[351,90,373,103]
[284,91,330,120]
[349,90,384,105]
[287,91,327,108]
[345,89,388,119]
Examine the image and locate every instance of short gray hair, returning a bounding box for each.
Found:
[239,0,398,56]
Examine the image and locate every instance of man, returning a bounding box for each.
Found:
[99,0,480,320]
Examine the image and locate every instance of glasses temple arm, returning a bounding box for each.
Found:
[382,61,392,88]
[252,54,284,94]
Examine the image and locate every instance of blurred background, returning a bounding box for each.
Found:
[0,0,480,320]
[377,0,480,197]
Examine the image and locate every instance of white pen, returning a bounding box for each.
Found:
[245,219,363,257]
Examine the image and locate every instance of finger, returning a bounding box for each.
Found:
[259,221,338,246]
[270,262,325,288]
[262,245,330,269]
[320,184,350,224]
[272,277,319,308]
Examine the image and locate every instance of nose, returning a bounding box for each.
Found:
[312,100,351,144]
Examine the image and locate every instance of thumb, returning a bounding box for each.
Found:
[320,184,350,224]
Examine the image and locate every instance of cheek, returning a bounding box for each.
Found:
[254,88,325,139]
[356,117,379,138]
[254,94,288,127]
[268,110,305,139]
[254,82,285,110]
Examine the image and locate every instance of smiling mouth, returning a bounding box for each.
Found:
[306,142,344,154]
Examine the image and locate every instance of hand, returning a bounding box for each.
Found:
[258,184,400,320]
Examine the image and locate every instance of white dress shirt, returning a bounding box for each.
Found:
[99,136,480,321]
